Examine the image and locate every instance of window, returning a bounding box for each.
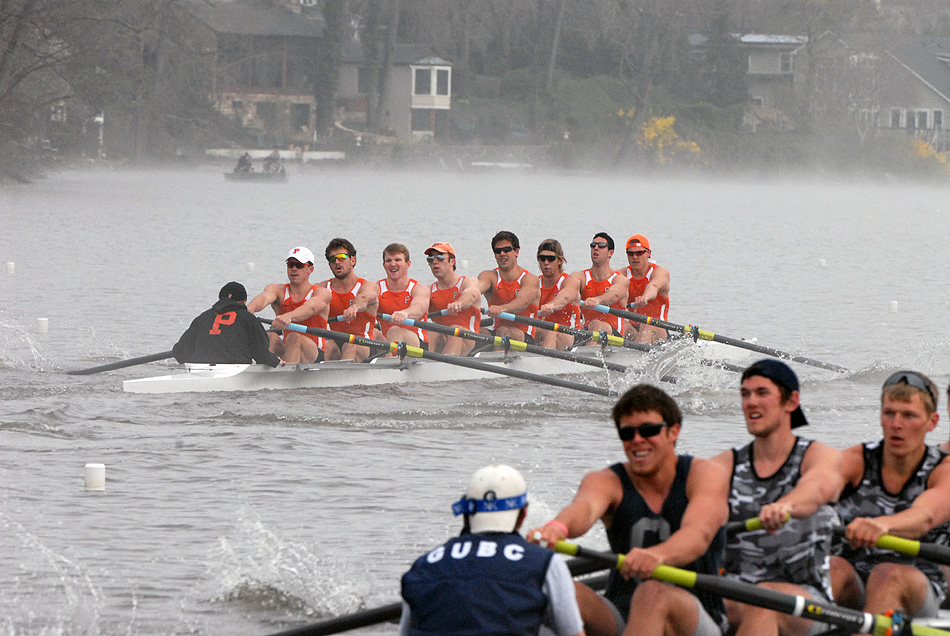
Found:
[891,109,901,128]
[935,110,944,129]
[436,69,449,96]
[295,103,310,128]
[358,67,370,94]
[917,110,929,130]
[750,96,764,108]
[780,52,793,73]
[414,68,431,95]
[906,110,916,129]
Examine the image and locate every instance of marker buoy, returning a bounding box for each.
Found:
[84,463,106,491]
[889,301,898,314]
[6,262,13,274]
[36,318,48,333]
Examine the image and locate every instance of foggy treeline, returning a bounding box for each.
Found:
[1,0,948,176]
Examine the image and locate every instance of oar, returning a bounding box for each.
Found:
[381,313,628,373]
[259,319,619,397]
[261,557,610,636]
[591,304,849,373]
[67,350,176,375]
[554,540,950,636]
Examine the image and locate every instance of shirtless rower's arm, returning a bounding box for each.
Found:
[759,441,844,532]
[539,275,581,317]
[527,468,621,546]
[246,284,282,315]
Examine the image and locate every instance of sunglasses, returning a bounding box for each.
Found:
[537,254,558,262]
[426,254,448,263]
[627,250,649,257]
[883,371,937,407]
[617,422,668,441]
[590,241,609,249]
[493,246,515,254]
[327,253,349,262]
[286,260,309,269]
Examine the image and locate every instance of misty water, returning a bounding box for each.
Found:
[1,166,949,636]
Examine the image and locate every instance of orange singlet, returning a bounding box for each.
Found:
[540,273,580,328]
[430,276,480,332]
[580,270,625,333]
[278,284,327,349]
[624,263,670,321]
[377,280,427,342]
[491,268,538,337]
[326,278,374,338]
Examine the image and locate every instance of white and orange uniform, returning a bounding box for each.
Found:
[430,277,480,332]
[579,269,625,333]
[540,273,580,328]
[326,278,374,338]
[624,263,670,321]
[377,279,428,342]
[278,284,327,349]
[491,269,538,338]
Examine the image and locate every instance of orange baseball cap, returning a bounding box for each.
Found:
[626,234,651,251]
[425,242,456,258]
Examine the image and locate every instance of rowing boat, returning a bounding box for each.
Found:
[223,170,288,183]
[122,348,634,394]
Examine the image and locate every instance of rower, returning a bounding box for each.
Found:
[535,238,581,351]
[172,282,280,367]
[711,359,844,636]
[425,241,482,356]
[400,464,585,636]
[246,246,330,363]
[375,243,430,351]
[320,237,377,362]
[528,384,730,636]
[622,234,670,344]
[570,232,628,343]
[831,371,950,619]
[474,230,540,344]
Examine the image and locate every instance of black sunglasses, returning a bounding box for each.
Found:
[286,261,309,269]
[590,241,608,249]
[617,422,668,441]
[493,246,515,254]
[426,254,448,263]
[883,371,937,406]
[537,254,558,262]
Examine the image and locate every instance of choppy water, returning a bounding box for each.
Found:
[1,166,949,636]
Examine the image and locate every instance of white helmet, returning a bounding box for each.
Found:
[451,464,527,533]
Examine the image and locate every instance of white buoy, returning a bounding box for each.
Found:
[818,258,827,268]
[84,463,106,491]
[6,262,13,274]
[889,301,899,313]
[460,259,469,270]
[36,318,48,333]
[247,262,255,272]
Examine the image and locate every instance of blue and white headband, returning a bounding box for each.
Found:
[452,492,528,516]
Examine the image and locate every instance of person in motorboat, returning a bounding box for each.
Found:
[234,152,253,173]
[622,234,670,344]
[571,232,628,341]
[263,146,283,173]
[400,464,585,636]
[319,238,377,362]
[425,241,482,356]
[711,359,844,636]
[474,230,541,344]
[528,384,730,636]
[172,282,280,367]
[375,243,430,351]
[830,371,950,620]
[247,246,330,363]
[535,238,581,351]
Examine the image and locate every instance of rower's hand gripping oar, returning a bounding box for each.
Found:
[592,303,849,374]
[67,350,176,375]
[381,313,629,373]
[554,540,950,636]
[259,318,619,397]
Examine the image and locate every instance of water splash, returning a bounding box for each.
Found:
[0,322,51,371]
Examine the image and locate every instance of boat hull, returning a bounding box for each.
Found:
[122,350,630,394]
[223,171,287,183]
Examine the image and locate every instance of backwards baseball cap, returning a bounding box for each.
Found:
[218,281,247,301]
[626,234,651,251]
[286,246,314,265]
[452,464,527,533]
[742,359,808,428]
[425,242,456,258]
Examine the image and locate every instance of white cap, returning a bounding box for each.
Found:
[286,246,314,264]
[452,464,527,533]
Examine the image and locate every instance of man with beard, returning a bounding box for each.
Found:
[320,238,377,362]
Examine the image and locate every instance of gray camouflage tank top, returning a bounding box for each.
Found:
[724,437,836,600]
[834,440,950,600]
